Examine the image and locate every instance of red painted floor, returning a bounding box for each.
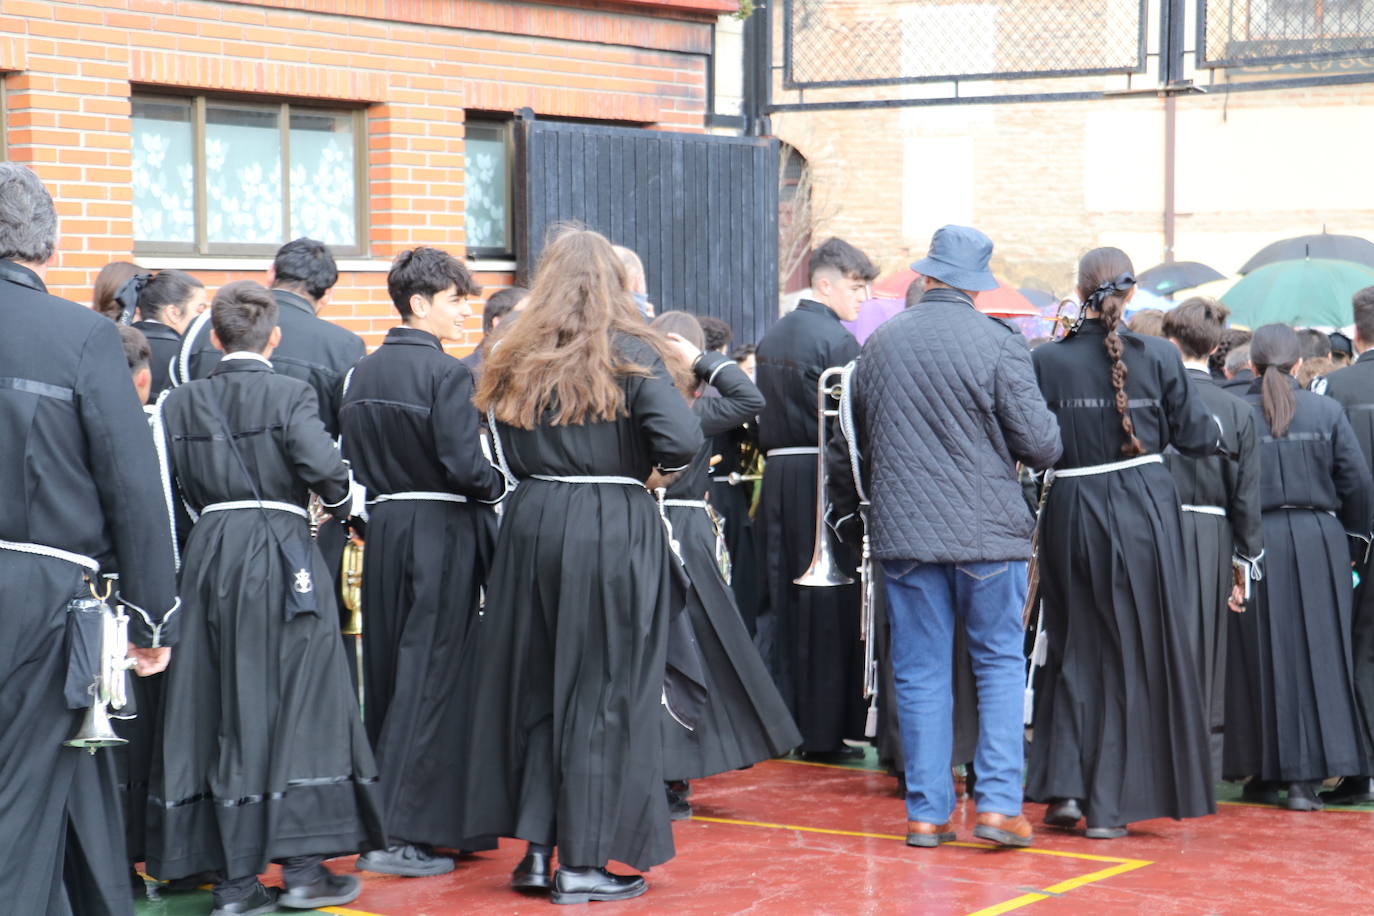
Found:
[138,757,1374,915]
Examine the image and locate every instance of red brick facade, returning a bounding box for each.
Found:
[0,0,732,350]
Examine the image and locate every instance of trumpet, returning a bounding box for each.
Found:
[340,534,365,710]
[64,586,137,753]
[794,367,855,588]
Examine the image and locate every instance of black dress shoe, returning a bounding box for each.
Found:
[279,872,362,909]
[1043,798,1083,828]
[550,867,647,905]
[210,884,280,916]
[1320,776,1374,805]
[356,843,455,877]
[1286,781,1324,811]
[512,848,553,891]
[1084,825,1128,840]
[1240,779,1282,806]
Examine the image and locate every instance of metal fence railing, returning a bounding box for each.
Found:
[1198,0,1374,69]
[784,0,1149,88]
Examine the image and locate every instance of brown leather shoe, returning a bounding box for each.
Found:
[973,812,1033,847]
[905,820,956,848]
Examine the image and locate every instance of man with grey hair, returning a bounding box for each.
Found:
[1223,343,1255,393]
[0,163,179,913]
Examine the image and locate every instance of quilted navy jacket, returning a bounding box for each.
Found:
[829,287,1062,563]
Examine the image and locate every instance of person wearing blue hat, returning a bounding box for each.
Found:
[828,225,1062,848]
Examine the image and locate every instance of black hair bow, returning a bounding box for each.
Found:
[113,272,153,326]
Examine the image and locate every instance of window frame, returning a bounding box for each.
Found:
[464,117,515,260]
[132,92,369,258]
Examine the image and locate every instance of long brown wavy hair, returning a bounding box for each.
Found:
[475,227,665,428]
[1076,247,1144,457]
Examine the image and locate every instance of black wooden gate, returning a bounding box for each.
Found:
[514,117,779,345]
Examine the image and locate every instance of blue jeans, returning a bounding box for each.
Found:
[883,559,1027,824]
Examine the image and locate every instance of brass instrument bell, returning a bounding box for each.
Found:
[340,536,364,637]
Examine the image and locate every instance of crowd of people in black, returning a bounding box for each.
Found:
[4,157,1374,916]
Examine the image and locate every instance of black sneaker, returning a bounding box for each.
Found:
[1286,781,1324,812]
[356,844,455,877]
[1240,779,1282,806]
[550,867,647,905]
[210,884,280,916]
[279,872,362,909]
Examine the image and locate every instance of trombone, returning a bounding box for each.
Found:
[795,367,855,588]
[795,364,879,737]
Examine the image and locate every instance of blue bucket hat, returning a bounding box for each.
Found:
[911,225,998,292]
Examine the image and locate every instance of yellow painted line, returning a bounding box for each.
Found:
[693,815,1147,866]
[966,892,1053,916]
[691,815,1153,916]
[320,907,389,916]
[773,756,887,773]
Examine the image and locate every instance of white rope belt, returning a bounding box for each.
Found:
[529,474,645,487]
[1181,504,1227,517]
[662,498,709,511]
[0,538,99,572]
[200,500,309,519]
[766,446,819,458]
[1049,453,1163,479]
[368,491,467,505]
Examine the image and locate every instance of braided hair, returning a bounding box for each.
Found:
[1076,247,1142,457]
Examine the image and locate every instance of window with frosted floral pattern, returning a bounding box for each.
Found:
[465,120,511,257]
[132,95,365,255]
[132,98,196,247]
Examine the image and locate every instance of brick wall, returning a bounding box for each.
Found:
[0,0,727,352]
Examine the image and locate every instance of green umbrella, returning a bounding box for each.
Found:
[1220,258,1374,328]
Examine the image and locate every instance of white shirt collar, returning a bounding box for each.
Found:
[1182,358,1211,373]
[221,351,272,366]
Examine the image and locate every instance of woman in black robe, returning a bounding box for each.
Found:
[459,230,703,905]
[650,312,802,795]
[1160,299,1264,785]
[1027,248,1219,837]
[146,282,383,914]
[1223,324,1373,810]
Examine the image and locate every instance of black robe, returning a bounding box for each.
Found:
[133,319,181,400]
[1224,378,1373,782]
[754,299,865,752]
[1164,368,1263,782]
[339,326,504,848]
[661,352,801,780]
[457,336,703,871]
[1322,349,1374,772]
[146,358,383,881]
[1221,368,1255,394]
[173,290,365,435]
[0,260,179,916]
[1027,320,1218,828]
[706,419,761,632]
[176,289,366,643]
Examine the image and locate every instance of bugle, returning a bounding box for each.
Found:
[65,582,136,753]
[794,367,855,588]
